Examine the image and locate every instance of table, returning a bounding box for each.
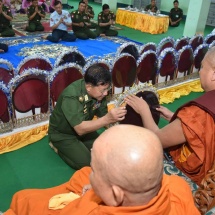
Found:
[116,8,169,34]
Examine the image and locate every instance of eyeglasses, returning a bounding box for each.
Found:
[98,86,112,94]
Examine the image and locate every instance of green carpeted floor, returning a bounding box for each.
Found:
[0,92,204,211]
[0,0,209,211]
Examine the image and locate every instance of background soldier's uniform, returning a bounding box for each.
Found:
[48,79,108,170]
[96,11,118,36]
[26,5,45,32]
[86,4,97,29]
[71,10,97,40]
[145,4,158,12]
[169,8,183,27]
[0,5,15,37]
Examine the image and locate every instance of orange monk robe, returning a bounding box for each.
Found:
[169,106,215,185]
[5,167,200,215]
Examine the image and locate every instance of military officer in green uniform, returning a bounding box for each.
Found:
[25,0,45,32]
[0,0,15,37]
[169,0,183,27]
[145,0,158,13]
[95,4,118,37]
[48,64,127,170]
[71,1,97,40]
[83,0,97,29]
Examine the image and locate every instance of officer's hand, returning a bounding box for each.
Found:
[35,6,38,13]
[79,22,84,27]
[105,107,127,124]
[60,17,64,23]
[110,19,114,25]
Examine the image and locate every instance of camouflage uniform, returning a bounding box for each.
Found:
[71,9,97,40]
[169,8,183,27]
[86,4,97,29]
[26,4,45,32]
[95,10,118,36]
[0,5,15,37]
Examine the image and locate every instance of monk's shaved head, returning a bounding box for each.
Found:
[90,125,163,206]
[199,46,215,92]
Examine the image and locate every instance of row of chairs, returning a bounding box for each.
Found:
[1,32,214,132]
[0,42,210,128]
[1,32,215,87]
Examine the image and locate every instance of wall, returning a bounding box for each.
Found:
[118,0,132,5]
[160,0,190,15]
[104,0,190,15]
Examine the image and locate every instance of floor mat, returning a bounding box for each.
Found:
[13,21,73,36]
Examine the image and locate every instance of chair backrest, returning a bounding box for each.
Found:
[17,55,53,75]
[193,44,209,70]
[204,33,215,45]
[54,50,86,68]
[0,82,10,123]
[175,37,190,51]
[111,53,137,92]
[50,63,83,106]
[137,50,157,84]
[10,71,49,117]
[209,40,215,49]
[157,48,178,81]
[177,45,194,75]
[116,42,140,60]
[156,36,175,56]
[0,59,14,84]
[83,59,111,74]
[139,42,157,55]
[189,35,204,52]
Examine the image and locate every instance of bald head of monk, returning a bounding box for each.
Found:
[200,46,215,92]
[90,125,163,207]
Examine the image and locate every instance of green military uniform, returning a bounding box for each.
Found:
[86,4,97,29]
[145,4,158,12]
[0,5,15,37]
[95,10,118,37]
[71,9,97,40]
[169,8,183,27]
[48,79,108,170]
[26,5,45,32]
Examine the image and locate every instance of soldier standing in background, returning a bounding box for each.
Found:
[25,0,45,32]
[0,0,15,37]
[95,4,118,37]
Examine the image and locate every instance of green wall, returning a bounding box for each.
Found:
[161,0,190,15]
[116,0,190,15]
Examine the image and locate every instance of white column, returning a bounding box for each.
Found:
[183,0,211,37]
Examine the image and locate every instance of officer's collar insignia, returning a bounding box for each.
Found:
[84,94,88,101]
[79,96,84,103]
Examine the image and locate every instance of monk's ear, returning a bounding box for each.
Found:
[212,71,215,81]
[112,185,124,206]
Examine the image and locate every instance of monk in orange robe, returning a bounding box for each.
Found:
[125,46,215,186]
[4,125,200,215]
